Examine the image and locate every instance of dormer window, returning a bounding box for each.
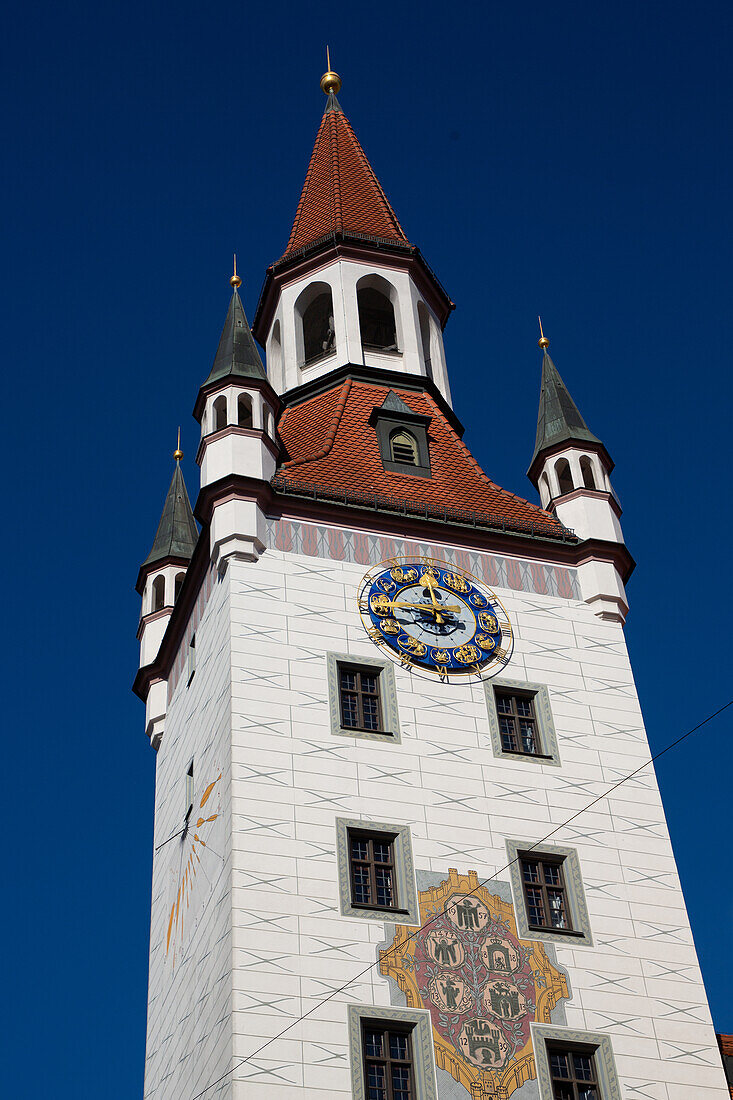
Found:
[370,391,431,478]
[389,430,419,466]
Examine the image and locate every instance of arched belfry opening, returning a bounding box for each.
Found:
[580,456,596,489]
[238,394,253,429]
[417,302,434,379]
[298,284,336,366]
[555,458,574,496]
[357,275,398,353]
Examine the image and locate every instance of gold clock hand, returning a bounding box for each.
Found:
[418,571,446,624]
[380,599,462,613]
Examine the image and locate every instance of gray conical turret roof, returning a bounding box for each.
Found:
[202,286,267,387]
[141,462,198,570]
[530,350,602,469]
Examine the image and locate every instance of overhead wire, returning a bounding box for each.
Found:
[190,696,733,1099]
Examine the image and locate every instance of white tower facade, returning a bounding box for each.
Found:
[135,72,728,1100]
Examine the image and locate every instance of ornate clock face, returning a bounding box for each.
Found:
[165,768,224,968]
[358,558,513,681]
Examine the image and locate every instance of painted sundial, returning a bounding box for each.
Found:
[379,869,569,1099]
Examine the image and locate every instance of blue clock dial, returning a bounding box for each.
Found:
[358,559,512,681]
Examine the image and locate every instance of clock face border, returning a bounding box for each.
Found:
[357,556,514,683]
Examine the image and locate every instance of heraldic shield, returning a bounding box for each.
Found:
[379,869,569,1100]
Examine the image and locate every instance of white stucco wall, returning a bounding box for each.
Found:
[143,519,728,1100]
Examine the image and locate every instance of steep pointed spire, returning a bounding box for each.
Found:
[202,284,267,388]
[530,347,602,470]
[141,461,198,571]
[279,74,409,262]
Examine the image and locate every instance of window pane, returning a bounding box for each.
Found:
[549,1051,571,1079]
[519,722,537,753]
[552,1086,574,1100]
[573,1054,595,1081]
[496,694,513,714]
[389,1033,408,1060]
[364,1030,383,1057]
[341,670,357,691]
[342,693,358,727]
[516,697,533,716]
[367,1064,386,1100]
[522,861,540,883]
[543,863,561,886]
[363,695,380,729]
[392,1066,410,1100]
[351,839,369,861]
[548,890,567,928]
[499,717,517,751]
[376,868,394,907]
[361,673,378,694]
[352,865,371,904]
[526,887,545,926]
[579,1089,599,1100]
[373,842,392,864]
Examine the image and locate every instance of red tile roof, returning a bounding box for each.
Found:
[273,379,569,538]
[279,96,409,262]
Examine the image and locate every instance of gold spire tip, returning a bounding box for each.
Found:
[537,315,550,350]
[320,45,342,95]
[230,253,242,289]
[173,426,184,462]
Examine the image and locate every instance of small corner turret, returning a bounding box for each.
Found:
[136,441,198,747]
[193,267,281,568]
[527,324,632,623]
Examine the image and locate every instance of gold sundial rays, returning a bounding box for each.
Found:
[165,772,222,957]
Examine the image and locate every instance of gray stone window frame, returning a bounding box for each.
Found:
[484,678,560,766]
[531,1024,622,1100]
[327,652,401,743]
[506,839,593,947]
[348,1004,437,1100]
[369,406,432,477]
[336,818,420,925]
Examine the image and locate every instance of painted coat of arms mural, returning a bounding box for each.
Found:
[379,869,569,1100]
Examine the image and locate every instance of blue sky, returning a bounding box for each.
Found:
[4,0,732,1094]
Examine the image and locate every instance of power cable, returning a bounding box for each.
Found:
[190,697,733,1099]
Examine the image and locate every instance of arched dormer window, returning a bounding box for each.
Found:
[555,458,573,496]
[238,394,253,428]
[213,395,227,433]
[302,289,335,365]
[389,429,419,466]
[152,575,166,612]
[174,572,185,602]
[358,279,398,352]
[580,456,596,489]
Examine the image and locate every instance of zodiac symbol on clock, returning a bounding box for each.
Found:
[470,593,488,608]
[398,636,428,656]
[431,648,451,663]
[390,566,418,583]
[478,612,498,632]
[370,594,392,616]
[442,571,469,592]
[455,644,481,664]
[380,618,400,635]
[475,633,496,650]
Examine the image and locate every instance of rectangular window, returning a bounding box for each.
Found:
[495,690,541,755]
[547,1043,601,1100]
[339,664,383,733]
[520,855,572,932]
[362,1022,414,1100]
[349,830,398,911]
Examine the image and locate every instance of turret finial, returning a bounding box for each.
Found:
[230,253,242,289]
[538,315,550,350]
[320,46,342,95]
[173,426,184,462]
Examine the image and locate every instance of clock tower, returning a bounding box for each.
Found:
[135,65,728,1100]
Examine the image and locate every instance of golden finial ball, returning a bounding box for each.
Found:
[320,69,342,95]
[230,273,242,288]
[173,448,184,461]
[538,336,550,349]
